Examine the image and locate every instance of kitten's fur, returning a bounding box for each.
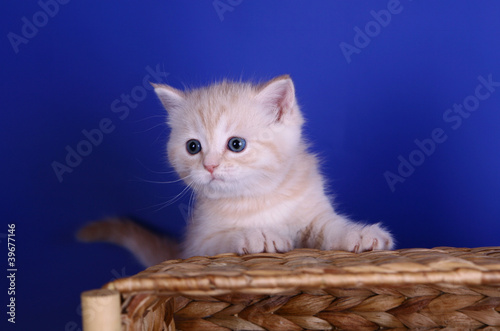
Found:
[78,75,393,266]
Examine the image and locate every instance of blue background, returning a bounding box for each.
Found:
[2,0,500,329]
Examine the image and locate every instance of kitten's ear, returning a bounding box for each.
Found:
[151,83,185,113]
[255,75,295,123]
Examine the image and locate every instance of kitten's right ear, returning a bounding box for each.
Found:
[255,75,296,124]
[151,83,185,113]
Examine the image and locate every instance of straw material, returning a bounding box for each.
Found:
[103,247,500,330]
[81,289,121,331]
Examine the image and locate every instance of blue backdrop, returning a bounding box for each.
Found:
[2,1,500,329]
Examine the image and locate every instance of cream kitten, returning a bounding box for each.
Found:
[78,75,393,266]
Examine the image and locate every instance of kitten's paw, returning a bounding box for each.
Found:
[236,229,292,255]
[345,223,394,253]
[261,231,293,254]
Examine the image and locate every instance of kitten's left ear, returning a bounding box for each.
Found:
[151,83,185,113]
[255,75,296,123]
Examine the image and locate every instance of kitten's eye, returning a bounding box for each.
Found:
[228,137,246,153]
[186,139,202,155]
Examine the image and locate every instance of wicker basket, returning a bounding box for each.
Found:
[81,247,500,330]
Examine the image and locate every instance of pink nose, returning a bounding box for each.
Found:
[204,164,218,174]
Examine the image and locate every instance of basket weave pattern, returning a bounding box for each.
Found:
[105,247,500,330]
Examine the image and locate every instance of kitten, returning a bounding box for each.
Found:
[78,75,393,266]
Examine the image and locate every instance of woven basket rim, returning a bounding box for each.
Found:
[105,247,500,295]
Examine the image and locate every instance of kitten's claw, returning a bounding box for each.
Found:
[356,224,393,252]
[236,229,292,255]
[323,222,393,253]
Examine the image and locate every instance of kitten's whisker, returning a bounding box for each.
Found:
[184,182,198,214]
[133,115,167,123]
[137,178,196,213]
[139,189,189,214]
[163,185,192,207]
[133,122,167,134]
[186,191,195,223]
[131,174,192,185]
[152,128,169,144]
[134,158,176,175]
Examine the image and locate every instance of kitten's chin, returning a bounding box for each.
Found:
[198,181,235,199]
[194,176,250,199]
[196,178,279,200]
[192,169,287,199]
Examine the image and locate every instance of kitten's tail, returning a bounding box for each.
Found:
[77,218,179,267]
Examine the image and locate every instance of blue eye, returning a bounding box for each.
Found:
[186,139,201,155]
[228,137,246,152]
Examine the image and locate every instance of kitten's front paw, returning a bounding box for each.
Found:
[236,229,292,255]
[344,223,394,253]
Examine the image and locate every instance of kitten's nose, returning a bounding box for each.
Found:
[204,163,218,174]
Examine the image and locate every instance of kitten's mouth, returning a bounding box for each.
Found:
[201,176,230,198]
[209,176,224,183]
[203,172,221,183]
[207,171,225,182]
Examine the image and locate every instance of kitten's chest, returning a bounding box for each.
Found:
[194,194,311,228]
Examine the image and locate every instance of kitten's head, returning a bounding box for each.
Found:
[153,75,305,199]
